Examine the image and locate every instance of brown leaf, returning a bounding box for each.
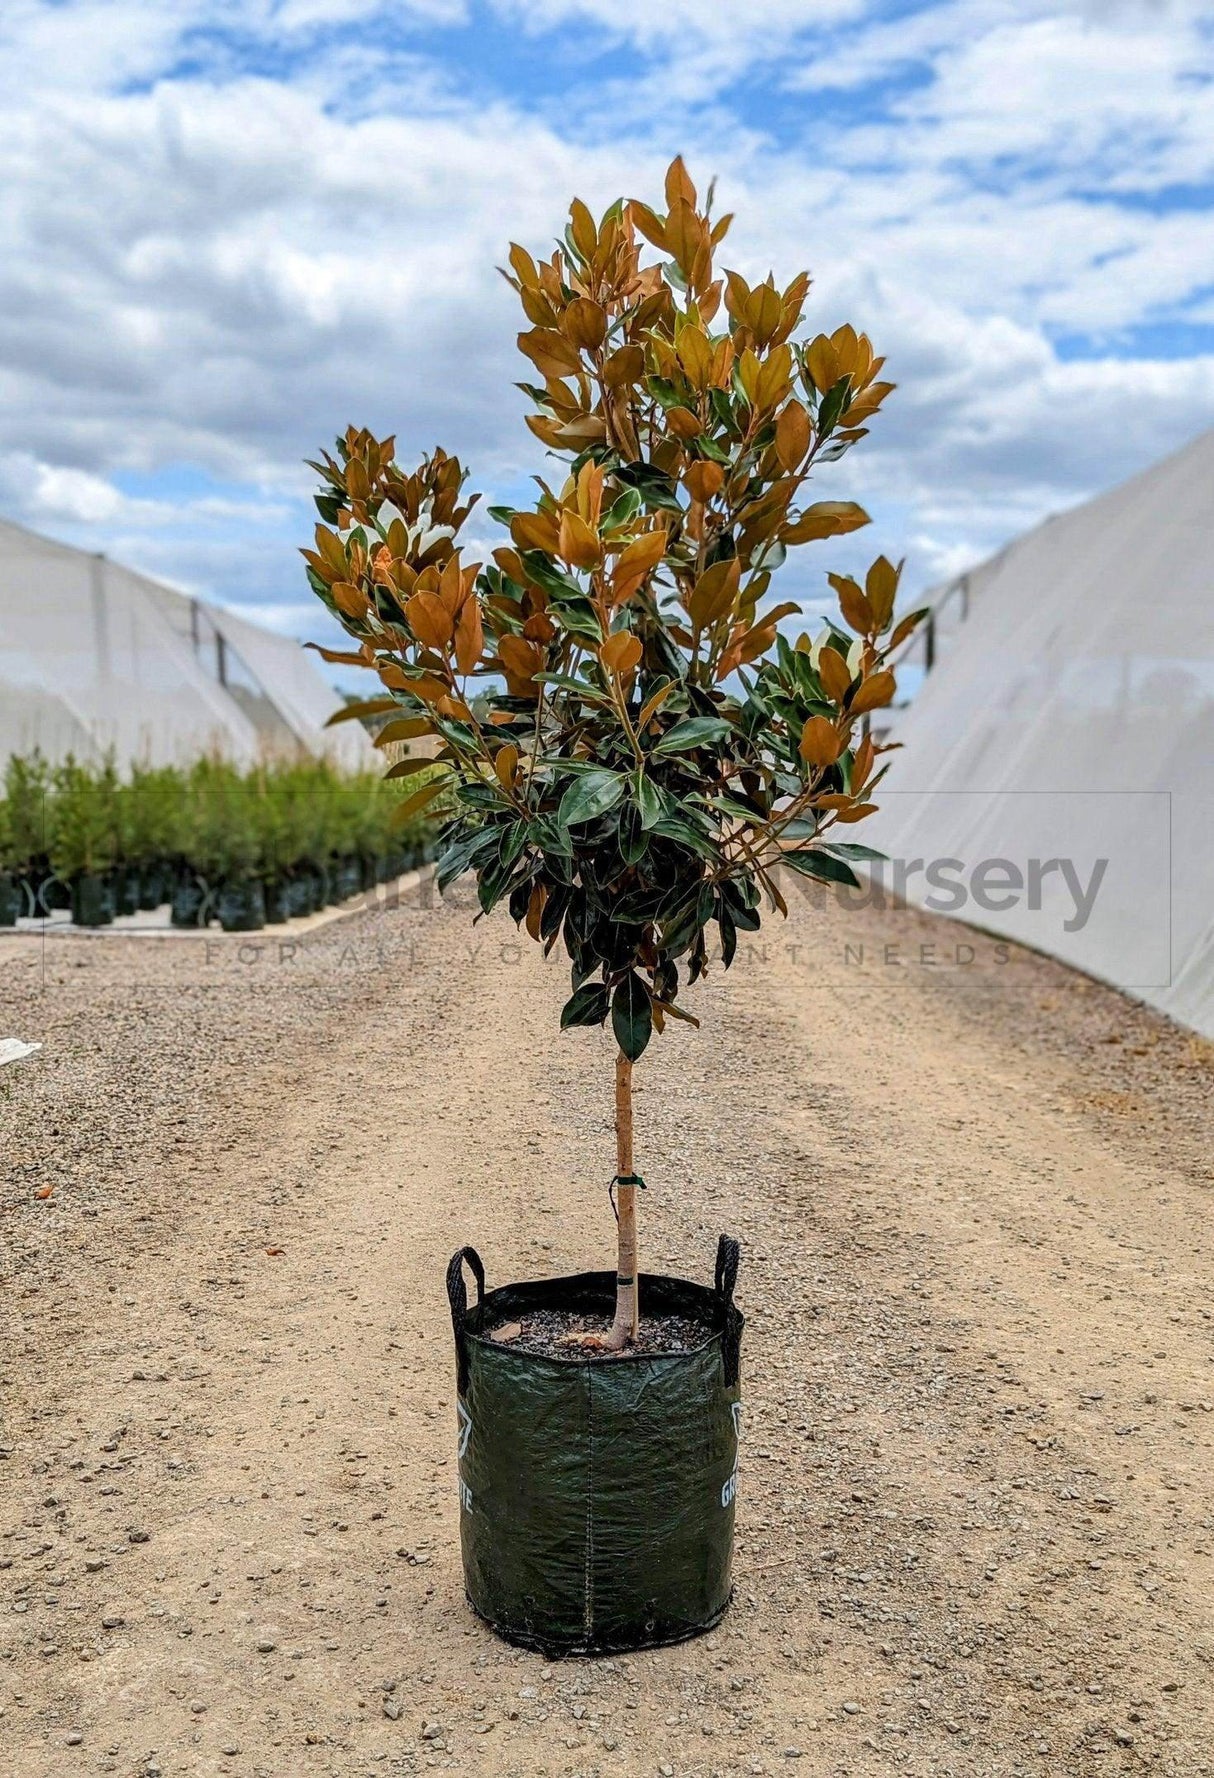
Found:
[830,573,875,634]
[865,556,900,631]
[665,154,697,210]
[684,460,725,504]
[406,590,453,650]
[602,344,645,389]
[817,645,853,704]
[517,327,582,378]
[569,197,598,261]
[782,501,870,545]
[688,557,740,630]
[494,743,519,789]
[373,715,434,747]
[637,680,676,731]
[852,732,875,791]
[498,635,542,682]
[848,669,897,714]
[557,510,602,569]
[389,775,450,826]
[610,530,666,604]
[628,200,667,252]
[806,334,842,393]
[454,597,484,675]
[599,630,643,676]
[889,606,929,650]
[562,297,608,352]
[510,510,562,554]
[799,715,843,768]
[665,405,702,440]
[775,399,812,472]
[332,581,370,621]
[525,881,548,943]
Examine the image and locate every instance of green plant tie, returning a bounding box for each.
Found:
[608,1173,646,1223]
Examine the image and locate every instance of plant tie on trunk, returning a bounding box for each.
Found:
[608,1172,646,1226]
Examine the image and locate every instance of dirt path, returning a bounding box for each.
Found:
[2,879,1213,1778]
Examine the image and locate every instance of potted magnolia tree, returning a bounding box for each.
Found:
[305,161,922,1654]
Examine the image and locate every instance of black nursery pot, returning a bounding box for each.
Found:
[0,873,19,927]
[115,867,141,918]
[71,872,115,928]
[217,877,266,933]
[446,1238,743,1658]
[171,875,209,928]
[262,877,288,926]
[138,864,166,912]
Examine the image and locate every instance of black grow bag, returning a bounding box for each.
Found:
[71,873,115,928]
[171,875,211,928]
[447,1237,743,1657]
[217,877,266,933]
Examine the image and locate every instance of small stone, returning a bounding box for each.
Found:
[383,1700,401,1721]
[422,1722,443,1741]
[84,1560,106,1574]
[842,1702,860,1715]
[221,1745,239,1757]
[659,1765,675,1776]
[256,1638,276,1654]
[66,1732,83,1746]
[189,1700,206,1715]
[783,1751,803,1761]
[128,1529,150,1545]
[101,1614,124,1630]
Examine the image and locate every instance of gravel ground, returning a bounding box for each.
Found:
[1,874,1213,1778]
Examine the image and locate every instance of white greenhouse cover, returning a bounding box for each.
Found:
[865,426,1214,1039]
[0,517,373,771]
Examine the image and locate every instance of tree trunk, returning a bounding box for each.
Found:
[605,1050,639,1348]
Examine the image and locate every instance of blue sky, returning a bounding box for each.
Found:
[0,0,1210,676]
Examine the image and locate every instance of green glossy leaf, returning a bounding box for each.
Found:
[557,769,625,827]
[561,981,610,1029]
[611,971,652,1061]
[518,551,585,601]
[651,815,717,860]
[634,771,665,831]
[782,848,861,888]
[650,717,733,756]
[548,597,604,644]
[821,842,886,863]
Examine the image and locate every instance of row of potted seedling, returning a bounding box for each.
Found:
[0,752,441,932]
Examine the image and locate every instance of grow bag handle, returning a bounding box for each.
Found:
[446,1245,486,1397]
[715,1234,742,1390]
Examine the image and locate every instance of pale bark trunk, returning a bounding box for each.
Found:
[607,1051,639,1346]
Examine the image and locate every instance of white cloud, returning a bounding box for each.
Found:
[0,0,1208,645]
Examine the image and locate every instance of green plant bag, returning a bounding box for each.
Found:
[446,1238,743,1657]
